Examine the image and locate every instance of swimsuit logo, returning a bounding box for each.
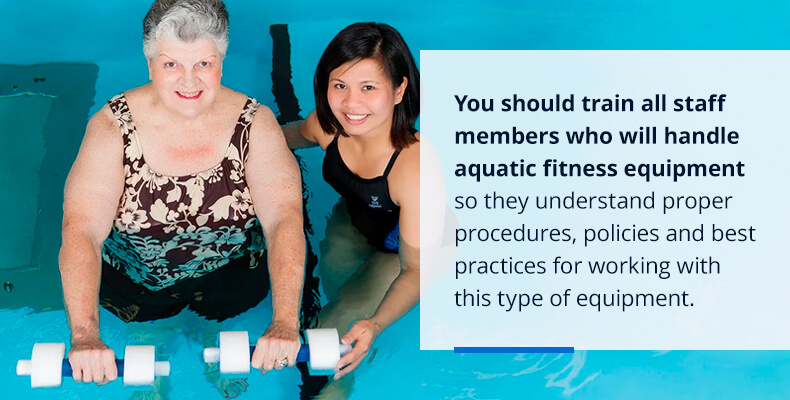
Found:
[369,196,382,208]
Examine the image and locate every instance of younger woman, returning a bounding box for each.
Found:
[284,22,420,396]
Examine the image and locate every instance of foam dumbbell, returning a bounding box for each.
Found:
[16,343,170,388]
[203,328,352,375]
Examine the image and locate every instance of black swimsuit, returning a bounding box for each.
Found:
[323,136,400,253]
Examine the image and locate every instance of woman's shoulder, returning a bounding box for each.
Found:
[80,103,124,154]
[390,133,420,200]
[221,86,251,103]
[243,97,281,140]
[88,103,118,135]
[215,86,257,114]
[396,133,420,172]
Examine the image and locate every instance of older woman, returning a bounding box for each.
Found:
[59,0,303,387]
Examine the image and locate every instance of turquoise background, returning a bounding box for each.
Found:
[1,0,789,398]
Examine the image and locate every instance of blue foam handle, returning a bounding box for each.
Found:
[248,345,310,362]
[61,359,125,377]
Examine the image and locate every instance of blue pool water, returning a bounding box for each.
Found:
[2,1,790,398]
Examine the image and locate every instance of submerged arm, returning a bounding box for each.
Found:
[335,142,422,378]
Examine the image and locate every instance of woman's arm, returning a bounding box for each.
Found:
[281,111,327,150]
[246,105,306,373]
[334,142,422,379]
[59,106,125,384]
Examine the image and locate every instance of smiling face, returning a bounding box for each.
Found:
[147,37,223,119]
[326,58,407,139]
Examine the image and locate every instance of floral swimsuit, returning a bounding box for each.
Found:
[101,94,267,292]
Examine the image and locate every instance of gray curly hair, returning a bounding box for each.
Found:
[142,0,229,58]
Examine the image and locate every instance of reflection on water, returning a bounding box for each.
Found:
[544,352,599,396]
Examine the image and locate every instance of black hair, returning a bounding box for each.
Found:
[314,22,420,150]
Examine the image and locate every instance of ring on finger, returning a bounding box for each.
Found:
[275,358,288,369]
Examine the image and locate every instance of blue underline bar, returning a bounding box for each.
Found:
[454,347,574,354]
